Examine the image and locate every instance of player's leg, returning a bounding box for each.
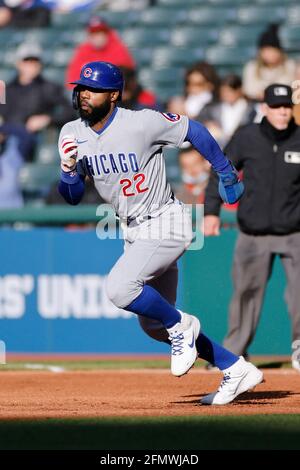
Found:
[223,232,274,355]
[119,226,262,400]
[138,261,178,343]
[136,257,264,405]
[200,233,270,404]
[280,232,300,372]
[107,204,264,396]
[107,235,200,376]
[139,263,241,373]
[107,202,200,376]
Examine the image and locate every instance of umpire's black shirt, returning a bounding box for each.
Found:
[205,117,300,235]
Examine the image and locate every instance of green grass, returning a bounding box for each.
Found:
[0,359,171,371]
[0,415,299,450]
[0,358,292,372]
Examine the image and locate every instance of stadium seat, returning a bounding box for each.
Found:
[155,84,183,102]
[0,28,24,48]
[139,7,187,26]
[56,29,85,47]
[2,49,16,67]
[43,67,66,85]
[50,48,74,67]
[218,25,265,47]
[138,67,155,90]
[138,69,183,100]
[22,29,60,48]
[158,0,206,7]
[99,10,141,29]
[152,47,204,68]
[164,147,181,184]
[217,65,244,78]
[256,0,297,4]
[19,164,60,194]
[171,27,218,47]
[122,28,170,48]
[206,46,255,66]
[237,6,286,24]
[207,0,249,5]
[154,67,185,86]
[0,67,15,83]
[280,25,300,50]
[35,144,60,164]
[152,68,185,102]
[187,7,236,25]
[287,6,300,25]
[286,51,300,61]
[0,29,10,42]
[51,10,90,29]
[139,67,184,94]
[129,48,153,67]
[23,28,81,48]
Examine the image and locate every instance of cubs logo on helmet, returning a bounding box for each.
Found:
[161,112,181,122]
[70,61,124,110]
[83,67,93,78]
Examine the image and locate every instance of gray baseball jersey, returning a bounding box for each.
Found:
[59,107,188,219]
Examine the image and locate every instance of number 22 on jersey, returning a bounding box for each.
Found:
[120,173,149,197]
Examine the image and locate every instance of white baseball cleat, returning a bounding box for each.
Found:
[167,311,200,377]
[201,356,264,405]
[292,359,300,372]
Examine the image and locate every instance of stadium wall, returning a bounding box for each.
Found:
[0,227,291,354]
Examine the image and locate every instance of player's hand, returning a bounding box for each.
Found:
[203,215,221,236]
[217,162,244,204]
[59,134,78,172]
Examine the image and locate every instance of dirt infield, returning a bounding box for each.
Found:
[0,368,299,418]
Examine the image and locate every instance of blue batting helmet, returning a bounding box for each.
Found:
[70,61,124,109]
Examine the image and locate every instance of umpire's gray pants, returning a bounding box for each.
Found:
[223,231,300,355]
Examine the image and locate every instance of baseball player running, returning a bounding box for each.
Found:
[58,61,263,405]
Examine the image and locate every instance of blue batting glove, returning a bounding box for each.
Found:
[217,163,244,204]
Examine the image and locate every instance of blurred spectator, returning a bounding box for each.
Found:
[0,126,24,208]
[204,84,300,372]
[0,0,11,26]
[0,0,50,28]
[118,67,162,111]
[243,24,296,101]
[0,43,75,160]
[65,16,135,89]
[175,145,210,205]
[168,62,219,119]
[198,75,256,147]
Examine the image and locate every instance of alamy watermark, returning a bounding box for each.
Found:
[95,203,205,251]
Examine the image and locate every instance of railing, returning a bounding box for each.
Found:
[0,205,238,226]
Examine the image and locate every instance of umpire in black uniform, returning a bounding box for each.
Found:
[204,84,300,371]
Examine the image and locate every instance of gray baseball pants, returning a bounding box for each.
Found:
[106,202,193,341]
[223,231,300,355]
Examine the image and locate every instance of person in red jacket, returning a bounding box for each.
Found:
[65,16,135,89]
